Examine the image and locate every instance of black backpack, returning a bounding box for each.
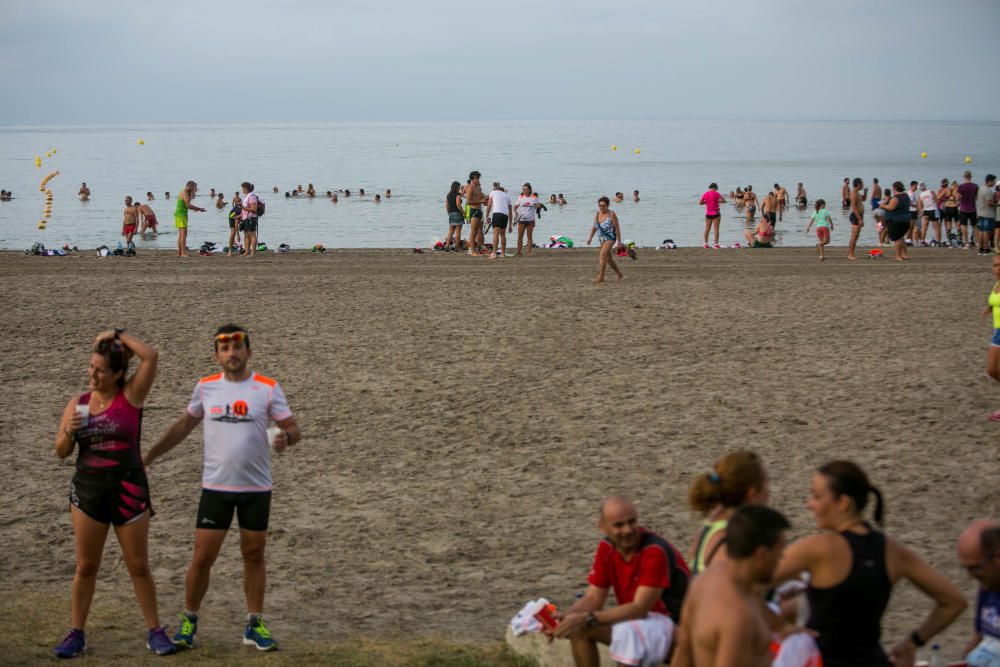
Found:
[637,531,690,622]
[255,196,265,217]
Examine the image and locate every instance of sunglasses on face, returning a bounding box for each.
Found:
[215,332,248,345]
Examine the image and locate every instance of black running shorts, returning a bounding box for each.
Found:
[196,489,271,531]
[70,469,152,525]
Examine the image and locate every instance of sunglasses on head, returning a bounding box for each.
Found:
[215,332,248,344]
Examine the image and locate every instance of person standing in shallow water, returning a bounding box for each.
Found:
[175,181,205,257]
[586,196,624,283]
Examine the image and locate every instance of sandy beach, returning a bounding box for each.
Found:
[1,247,998,661]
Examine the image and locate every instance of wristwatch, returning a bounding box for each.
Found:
[585,612,598,628]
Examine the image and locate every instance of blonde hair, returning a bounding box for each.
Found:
[689,451,766,514]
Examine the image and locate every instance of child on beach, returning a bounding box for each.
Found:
[982,255,1000,421]
[805,198,833,260]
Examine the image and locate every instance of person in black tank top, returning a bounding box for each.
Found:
[772,460,966,667]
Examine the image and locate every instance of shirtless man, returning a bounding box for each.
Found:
[760,190,778,228]
[672,505,791,667]
[841,177,850,209]
[795,182,807,207]
[871,178,883,211]
[122,196,138,246]
[848,177,867,260]
[137,201,158,235]
[773,184,789,222]
[79,182,91,201]
[465,171,487,255]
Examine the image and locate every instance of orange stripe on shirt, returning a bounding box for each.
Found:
[199,373,223,384]
[252,373,277,388]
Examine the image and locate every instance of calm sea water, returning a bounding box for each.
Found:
[1,120,998,250]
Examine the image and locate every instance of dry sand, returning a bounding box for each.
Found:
[1,247,998,661]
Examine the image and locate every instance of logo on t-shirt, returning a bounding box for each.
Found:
[210,400,254,423]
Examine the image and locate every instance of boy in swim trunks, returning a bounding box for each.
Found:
[465,171,487,255]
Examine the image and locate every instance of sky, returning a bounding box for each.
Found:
[2,0,1000,124]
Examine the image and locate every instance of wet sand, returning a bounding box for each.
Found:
[0,247,997,659]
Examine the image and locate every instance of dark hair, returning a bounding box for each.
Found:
[893,181,905,193]
[241,182,254,192]
[815,198,826,211]
[982,526,1000,561]
[94,336,129,388]
[817,460,884,526]
[523,182,532,192]
[853,178,863,188]
[598,196,610,206]
[285,192,290,197]
[987,174,997,183]
[469,171,481,180]
[213,323,250,351]
[909,181,918,187]
[689,450,767,514]
[873,178,879,184]
[709,183,718,190]
[449,181,461,196]
[726,505,791,559]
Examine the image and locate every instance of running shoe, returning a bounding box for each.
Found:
[989,409,1000,422]
[243,616,278,651]
[703,243,710,249]
[173,612,198,649]
[54,628,86,659]
[712,243,721,249]
[147,626,177,656]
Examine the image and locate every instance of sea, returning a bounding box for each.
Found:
[1,120,998,251]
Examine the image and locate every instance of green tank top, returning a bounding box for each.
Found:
[990,282,1000,329]
[693,518,728,575]
[175,195,188,218]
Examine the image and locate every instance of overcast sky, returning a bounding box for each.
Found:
[3,0,999,124]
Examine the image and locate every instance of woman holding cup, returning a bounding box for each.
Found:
[52,329,176,658]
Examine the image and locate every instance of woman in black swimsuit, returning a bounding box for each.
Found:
[773,461,965,667]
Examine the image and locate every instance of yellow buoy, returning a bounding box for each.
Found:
[612,145,617,151]
[634,148,640,154]
[38,223,46,229]
[137,138,145,145]
[52,148,57,154]
[35,157,41,167]
[920,152,927,159]
[965,156,972,164]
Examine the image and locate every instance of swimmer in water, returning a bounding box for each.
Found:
[78,183,91,202]
[147,192,155,202]
[633,190,640,202]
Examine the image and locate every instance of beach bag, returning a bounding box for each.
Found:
[255,196,265,217]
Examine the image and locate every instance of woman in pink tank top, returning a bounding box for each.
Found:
[52,330,176,657]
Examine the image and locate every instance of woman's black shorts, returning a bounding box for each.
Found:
[887,220,910,242]
[70,469,152,525]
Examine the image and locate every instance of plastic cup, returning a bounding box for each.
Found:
[266,426,281,448]
[75,404,89,426]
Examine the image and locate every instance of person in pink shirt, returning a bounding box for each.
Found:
[699,183,727,249]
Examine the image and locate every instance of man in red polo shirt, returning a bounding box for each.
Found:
[551,496,689,666]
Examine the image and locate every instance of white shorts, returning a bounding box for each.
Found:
[608,612,674,667]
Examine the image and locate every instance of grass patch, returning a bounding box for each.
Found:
[1,591,537,666]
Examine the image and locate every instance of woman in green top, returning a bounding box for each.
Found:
[686,450,769,575]
[805,198,834,261]
[174,181,205,257]
[982,255,1000,421]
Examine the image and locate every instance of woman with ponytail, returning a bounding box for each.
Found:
[686,450,769,575]
[773,460,965,667]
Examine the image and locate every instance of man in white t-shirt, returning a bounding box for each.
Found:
[144,324,300,652]
[485,183,512,259]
